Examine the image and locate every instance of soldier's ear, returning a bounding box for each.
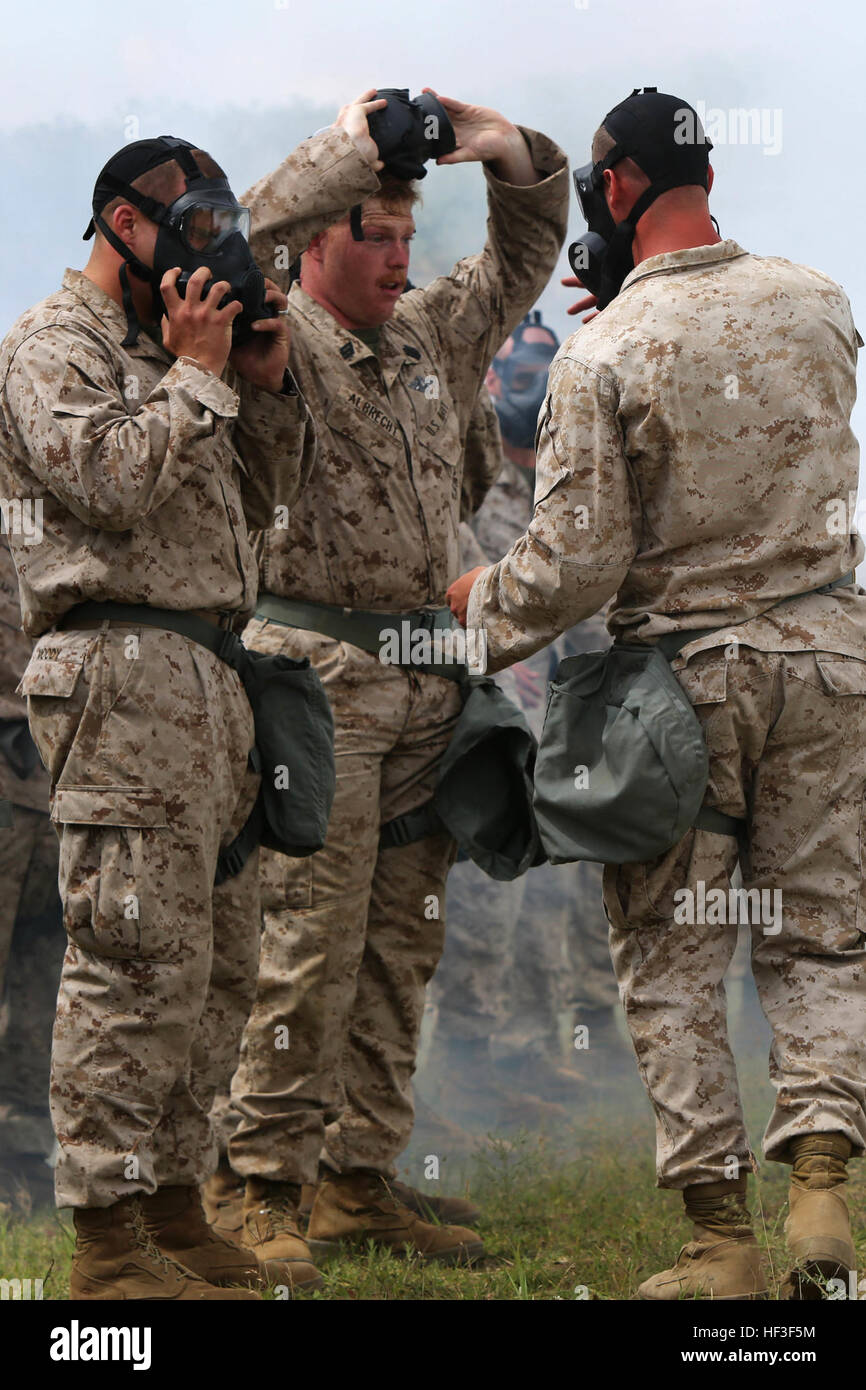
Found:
[306,229,329,265]
[707,164,714,195]
[111,203,138,248]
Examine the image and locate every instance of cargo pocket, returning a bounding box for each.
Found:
[672,648,733,812]
[16,654,85,700]
[52,785,168,959]
[17,645,91,781]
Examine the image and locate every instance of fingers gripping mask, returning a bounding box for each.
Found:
[84,135,274,347]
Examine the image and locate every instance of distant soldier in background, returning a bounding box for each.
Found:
[0,531,65,1215]
[421,312,624,1129]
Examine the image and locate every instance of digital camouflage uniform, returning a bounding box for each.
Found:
[0,127,377,1208]
[468,239,866,1186]
[226,129,569,1183]
[0,533,65,1202]
[431,443,614,1073]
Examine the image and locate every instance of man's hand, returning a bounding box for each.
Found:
[423,89,539,187]
[513,662,543,708]
[446,566,486,627]
[334,89,387,171]
[161,265,241,378]
[229,279,291,392]
[562,274,600,324]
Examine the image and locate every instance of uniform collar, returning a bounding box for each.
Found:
[62,268,173,363]
[289,282,424,389]
[619,238,750,295]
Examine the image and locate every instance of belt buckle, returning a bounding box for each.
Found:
[414,609,437,636]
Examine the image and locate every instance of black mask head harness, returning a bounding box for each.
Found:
[568,88,715,311]
[84,135,272,347]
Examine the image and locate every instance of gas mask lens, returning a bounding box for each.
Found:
[177,203,250,253]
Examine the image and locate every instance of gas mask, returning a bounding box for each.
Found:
[491,312,559,451]
[568,88,714,311]
[84,135,274,347]
[348,89,456,241]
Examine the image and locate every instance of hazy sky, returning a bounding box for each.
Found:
[2,0,864,476]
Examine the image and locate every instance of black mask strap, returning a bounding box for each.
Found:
[349,205,365,241]
[93,211,158,348]
[117,263,142,348]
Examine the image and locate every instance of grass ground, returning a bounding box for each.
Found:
[3,1043,864,1301]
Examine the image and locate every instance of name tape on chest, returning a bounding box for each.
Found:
[345,391,398,438]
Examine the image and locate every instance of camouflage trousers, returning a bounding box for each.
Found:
[0,805,64,1159]
[433,856,614,1058]
[225,619,462,1184]
[21,626,261,1208]
[604,645,866,1188]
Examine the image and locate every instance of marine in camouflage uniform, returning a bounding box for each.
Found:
[0,123,380,1298]
[0,533,65,1214]
[464,173,866,1297]
[224,113,568,1252]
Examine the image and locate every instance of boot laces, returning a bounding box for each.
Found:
[260,1190,301,1237]
[128,1199,201,1280]
[364,1174,408,1219]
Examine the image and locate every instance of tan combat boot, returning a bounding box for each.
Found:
[307,1169,485,1265]
[70,1194,260,1299]
[389,1179,481,1227]
[638,1178,768,1301]
[241,1177,324,1293]
[299,1174,481,1227]
[139,1184,262,1288]
[784,1134,856,1299]
[201,1158,245,1243]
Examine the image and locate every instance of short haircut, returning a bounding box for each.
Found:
[99,149,225,229]
[591,124,648,187]
[591,125,618,165]
[364,174,422,214]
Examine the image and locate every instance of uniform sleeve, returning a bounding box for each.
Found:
[246,126,382,295]
[4,326,239,532]
[460,386,503,520]
[232,376,317,530]
[419,128,569,429]
[466,353,638,672]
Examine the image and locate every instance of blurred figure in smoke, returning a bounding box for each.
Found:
[419,311,627,1132]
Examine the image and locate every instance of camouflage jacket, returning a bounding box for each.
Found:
[247,128,569,611]
[468,239,866,671]
[0,127,379,637]
[0,534,49,809]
